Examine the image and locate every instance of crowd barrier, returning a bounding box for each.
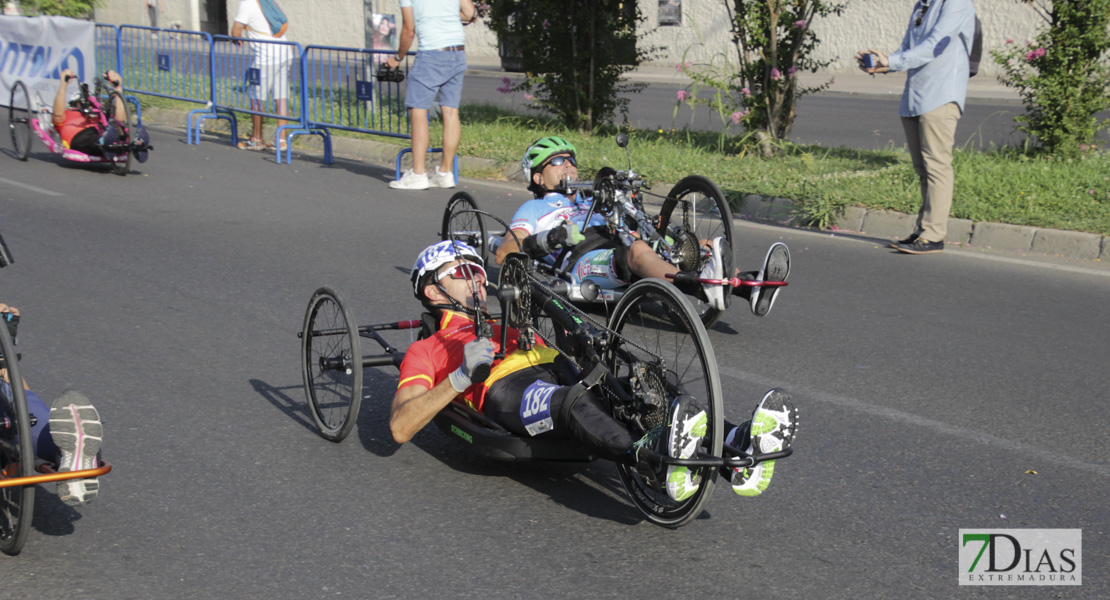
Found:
[95,22,459,178]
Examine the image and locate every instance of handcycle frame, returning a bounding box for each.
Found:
[440,137,787,326]
[7,75,148,175]
[299,252,791,527]
[0,230,112,556]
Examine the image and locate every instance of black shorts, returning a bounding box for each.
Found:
[69,127,102,157]
[483,361,633,461]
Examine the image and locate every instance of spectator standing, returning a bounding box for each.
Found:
[385,0,478,190]
[857,0,977,255]
[145,0,163,30]
[231,0,294,152]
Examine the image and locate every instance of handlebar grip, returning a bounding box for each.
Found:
[470,363,490,384]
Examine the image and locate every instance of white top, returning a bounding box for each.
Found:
[234,0,294,64]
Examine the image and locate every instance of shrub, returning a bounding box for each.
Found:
[991,0,1110,157]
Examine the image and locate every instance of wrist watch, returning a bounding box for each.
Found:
[394,54,403,62]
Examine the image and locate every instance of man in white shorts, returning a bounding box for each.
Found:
[231,0,294,151]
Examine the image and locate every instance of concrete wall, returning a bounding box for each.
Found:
[93,0,1046,76]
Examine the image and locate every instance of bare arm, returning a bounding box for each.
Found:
[459,0,477,23]
[53,69,75,125]
[495,227,531,265]
[390,380,460,444]
[385,7,416,68]
[230,21,246,38]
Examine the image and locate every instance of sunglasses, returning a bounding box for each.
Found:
[436,262,487,283]
[542,154,577,169]
[915,2,930,27]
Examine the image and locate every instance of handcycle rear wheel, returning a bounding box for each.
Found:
[0,320,35,555]
[8,81,32,161]
[606,279,723,528]
[104,90,133,176]
[441,192,488,266]
[301,287,363,442]
[657,176,735,327]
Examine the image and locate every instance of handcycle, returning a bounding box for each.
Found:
[298,249,793,528]
[7,74,151,176]
[441,134,788,327]
[0,230,112,556]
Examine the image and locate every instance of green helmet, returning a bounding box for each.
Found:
[522,136,577,180]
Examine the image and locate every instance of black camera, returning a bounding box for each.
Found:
[376,64,405,83]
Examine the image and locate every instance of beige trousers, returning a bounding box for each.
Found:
[901,102,961,242]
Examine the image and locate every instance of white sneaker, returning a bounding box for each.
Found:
[699,237,728,312]
[389,169,430,190]
[750,242,790,317]
[50,391,104,506]
[431,165,456,188]
[665,395,708,502]
[728,389,798,497]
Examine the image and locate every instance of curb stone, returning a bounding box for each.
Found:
[142,106,1107,262]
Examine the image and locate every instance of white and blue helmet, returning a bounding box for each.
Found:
[410,240,483,299]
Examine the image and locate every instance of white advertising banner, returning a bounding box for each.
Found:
[0,15,95,107]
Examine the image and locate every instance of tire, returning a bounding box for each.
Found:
[441,192,488,266]
[0,321,35,555]
[8,81,32,161]
[606,279,723,528]
[301,287,363,442]
[103,90,133,176]
[657,176,735,327]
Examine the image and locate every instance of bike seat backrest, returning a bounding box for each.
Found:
[418,312,439,340]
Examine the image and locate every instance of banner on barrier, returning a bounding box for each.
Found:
[0,15,95,107]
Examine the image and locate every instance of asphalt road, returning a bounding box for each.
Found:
[0,120,1107,599]
[462,73,1110,151]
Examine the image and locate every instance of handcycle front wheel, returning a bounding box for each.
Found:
[441,192,488,266]
[606,279,723,528]
[0,320,35,555]
[657,175,735,328]
[104,90,133,176]
[8,81,32,161]
[301,287,363,442]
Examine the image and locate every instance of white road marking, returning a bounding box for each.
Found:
[719,365,1110,478]
[0,176,64,197]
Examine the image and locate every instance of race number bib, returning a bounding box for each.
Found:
[520,380,558,436]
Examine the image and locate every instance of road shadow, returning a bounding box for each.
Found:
[31,488,84,538]
[402,422,642,526]
[250,378,317,436]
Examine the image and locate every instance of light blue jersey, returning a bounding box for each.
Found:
[508,192,625,289]
[887,0,977,117]
[400,0,466,51]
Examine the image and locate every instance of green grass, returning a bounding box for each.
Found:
[135,95,1110,236]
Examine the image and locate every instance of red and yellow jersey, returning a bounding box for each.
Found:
[54,110,97,147]
[397,311,560,412]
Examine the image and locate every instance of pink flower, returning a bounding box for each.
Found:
[523,93,535,101]
[730,111,742,124]
[497,77,512,94]
[542,19,549,29]
[677,90,687,101]
[1005,38,1014,44]
[770,68,782,81]
[794,19,807,28]
[788,66,798,77]
[675,61,691,72]
[1025,47,1046,62]
[741,87,751,97]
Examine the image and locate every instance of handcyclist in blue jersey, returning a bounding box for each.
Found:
[1,303,104,506]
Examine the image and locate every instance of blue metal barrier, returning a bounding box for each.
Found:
[209,34,309,160]
[95,23,120,74]
[301,45,457,179]
[114,25,226,144]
